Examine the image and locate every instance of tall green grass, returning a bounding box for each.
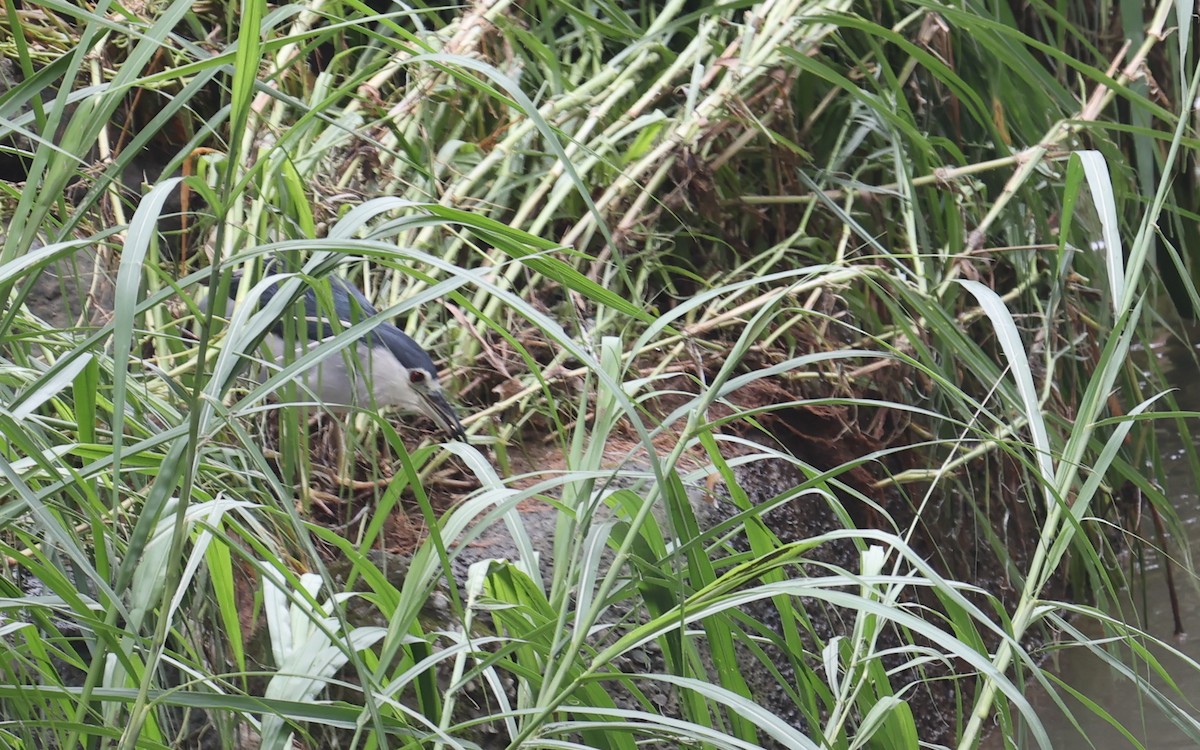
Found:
[0,0,1197,747]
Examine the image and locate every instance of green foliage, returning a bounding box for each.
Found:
[0,0,1197,747]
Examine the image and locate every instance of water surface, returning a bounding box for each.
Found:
[1006,338,1200,748]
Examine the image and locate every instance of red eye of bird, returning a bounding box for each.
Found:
[409,369,427,384]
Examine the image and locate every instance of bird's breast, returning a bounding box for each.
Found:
[259,334,423,412]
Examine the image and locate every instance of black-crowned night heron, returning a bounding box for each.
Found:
[214,267,466,442]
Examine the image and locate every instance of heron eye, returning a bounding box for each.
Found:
[409,369,428,385]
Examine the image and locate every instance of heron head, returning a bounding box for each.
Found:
[407,368,467,442]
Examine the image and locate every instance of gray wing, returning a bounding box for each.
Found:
[330,277,440,375]
[229,270,440,376]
